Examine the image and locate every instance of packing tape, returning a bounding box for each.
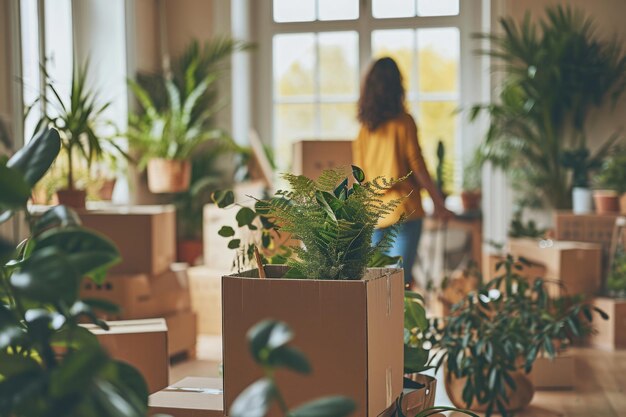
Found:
[163,387,223,395]
[386,367,393,406]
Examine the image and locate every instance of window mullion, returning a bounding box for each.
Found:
[315,33,322,138]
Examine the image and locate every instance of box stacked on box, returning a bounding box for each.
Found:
[188,266,222,335]
[78,205,197,359]
[149,377,224,417]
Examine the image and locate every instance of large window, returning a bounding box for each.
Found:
[257,0,482,193]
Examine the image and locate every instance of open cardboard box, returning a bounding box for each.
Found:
[590,297,626,351]
[78,205,176,275]
[83,319,169,393]
[149,377,223,417]
[507,238,602,297]
[222,266,404,417]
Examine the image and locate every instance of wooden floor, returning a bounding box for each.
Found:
[172,337,626,417]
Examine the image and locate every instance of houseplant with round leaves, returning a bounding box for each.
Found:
[429,255,608,416]
[31,61,127,209]
[0,128,151,417]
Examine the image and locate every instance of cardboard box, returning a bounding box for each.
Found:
[188,266,222,335]
[554,212,620,276]
[222,266,404,417]
[590,297,626,350]
[84,319,169,394]
[165,310,198,358]
[507,238,602,297]
[149,377,223,417]
[529,354,575,389]
[80,265,191,320]
[78,205,176,275]
[379,375,436,417]
[292,140,353,179]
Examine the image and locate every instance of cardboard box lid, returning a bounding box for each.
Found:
[78,204,176,216]
[509,237,601,252]
[83,318,168,335]
[149,377,223,414]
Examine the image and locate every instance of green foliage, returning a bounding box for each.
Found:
[435,140,447,196]
[461,149,483,192]
[608,247,626,296]
[0,128,150,417]
[471,5,626,209]
[403,291,429,376]
[595,149,626,193]
[507,209,547,239]
[230,320,355,417]
[31,61,125,190]
[261,166,405,280]
[429,255,608,417]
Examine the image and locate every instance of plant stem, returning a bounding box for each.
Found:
[67,144,74,190]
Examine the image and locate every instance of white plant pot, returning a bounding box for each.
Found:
[572,187,592,214]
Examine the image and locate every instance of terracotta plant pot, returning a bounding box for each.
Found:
[177,239,203,265]
[56,188,87,209]
[445,368,534,413]
[593,190,620,214]
[98,179,117,201]
[147,158,191,193]
[620,193,626,215]
[460,190,481,212]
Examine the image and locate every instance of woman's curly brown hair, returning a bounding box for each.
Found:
[357,57,405,131]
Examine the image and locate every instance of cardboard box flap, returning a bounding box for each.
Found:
[83,318,167,335]
[149,377,223,414]
[229,265,400,283]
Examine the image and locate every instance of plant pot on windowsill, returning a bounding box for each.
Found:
[147,158,191,193]
[460,190,481,212]
[98,178,117,201]
[56,188,87,209]
[593,190,620,214]
[444,365,534,413]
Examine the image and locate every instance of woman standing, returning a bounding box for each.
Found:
[353,57,453,288]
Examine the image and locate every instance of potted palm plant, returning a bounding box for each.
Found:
[471,5,626,209]
[32,62,124,208]
[429,255,607,417]
[460,151,482,212]
[1,127,150,416]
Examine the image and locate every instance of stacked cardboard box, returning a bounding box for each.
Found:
[188,266,222,335]
[590,297,626,351]
[78,205,197,359]
[507,238,602,297]
[149,377,224,417]
[292,140,353,179]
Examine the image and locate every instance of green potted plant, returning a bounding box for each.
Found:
[560,147,603,214]
[471,5,626,209]
[0,127,150,416]
[435,140,448,201]
[31,62,125,209]
[594,150,626,214]
[607,247,626,297]
[429,255,607,416]
[460,150,482,212]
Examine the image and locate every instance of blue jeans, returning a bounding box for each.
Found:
[372,219,423,285]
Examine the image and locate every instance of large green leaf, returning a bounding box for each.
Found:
[236,207,256,227]
[0,163,31,210]
[7,128,61,187]
[289,396,356,417]
[50,345,109,398]
[0,353,39,379]
[33,206,82,236]
[404,345,429,374]
[267,345,311,374]
[247,320,293,363]
[10,247,80,304]
[211,190,234,208]
[229,378,274,417]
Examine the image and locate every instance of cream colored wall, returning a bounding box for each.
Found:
[505,0,626,150]
[135,0,161,73]
[164,0,214,58]
[0,0,13,139]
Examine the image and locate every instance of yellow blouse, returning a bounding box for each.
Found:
[352,112,426,229]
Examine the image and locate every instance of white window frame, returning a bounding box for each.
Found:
[252,0,484,191]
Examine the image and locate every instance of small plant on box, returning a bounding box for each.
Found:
[214,165,403,279]
[429,255,608,417]
[0,128,150,417]
[607,247,626,297]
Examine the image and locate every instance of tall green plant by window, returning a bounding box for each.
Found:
[472,5,626,209]
[0,128,149,417]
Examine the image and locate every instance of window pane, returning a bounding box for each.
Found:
[418,28,459,93]
[273,0,315,22]
[417,0,459,16]
[319,0,359,20]
[274,34,316,97]
[275,104,315,170]
[372,30,415,92]
[44,0,73,116]
[372,0,415,18]
[320,103,358,139]
[21,0,41,142]
[412,101,458,193]
[319,32,359,96]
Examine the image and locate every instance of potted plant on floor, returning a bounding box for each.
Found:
[429,255,608,417]
[31,62,126,209]
[594,149,626,214]
[471,5,626,209]
[0,127,150,416]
